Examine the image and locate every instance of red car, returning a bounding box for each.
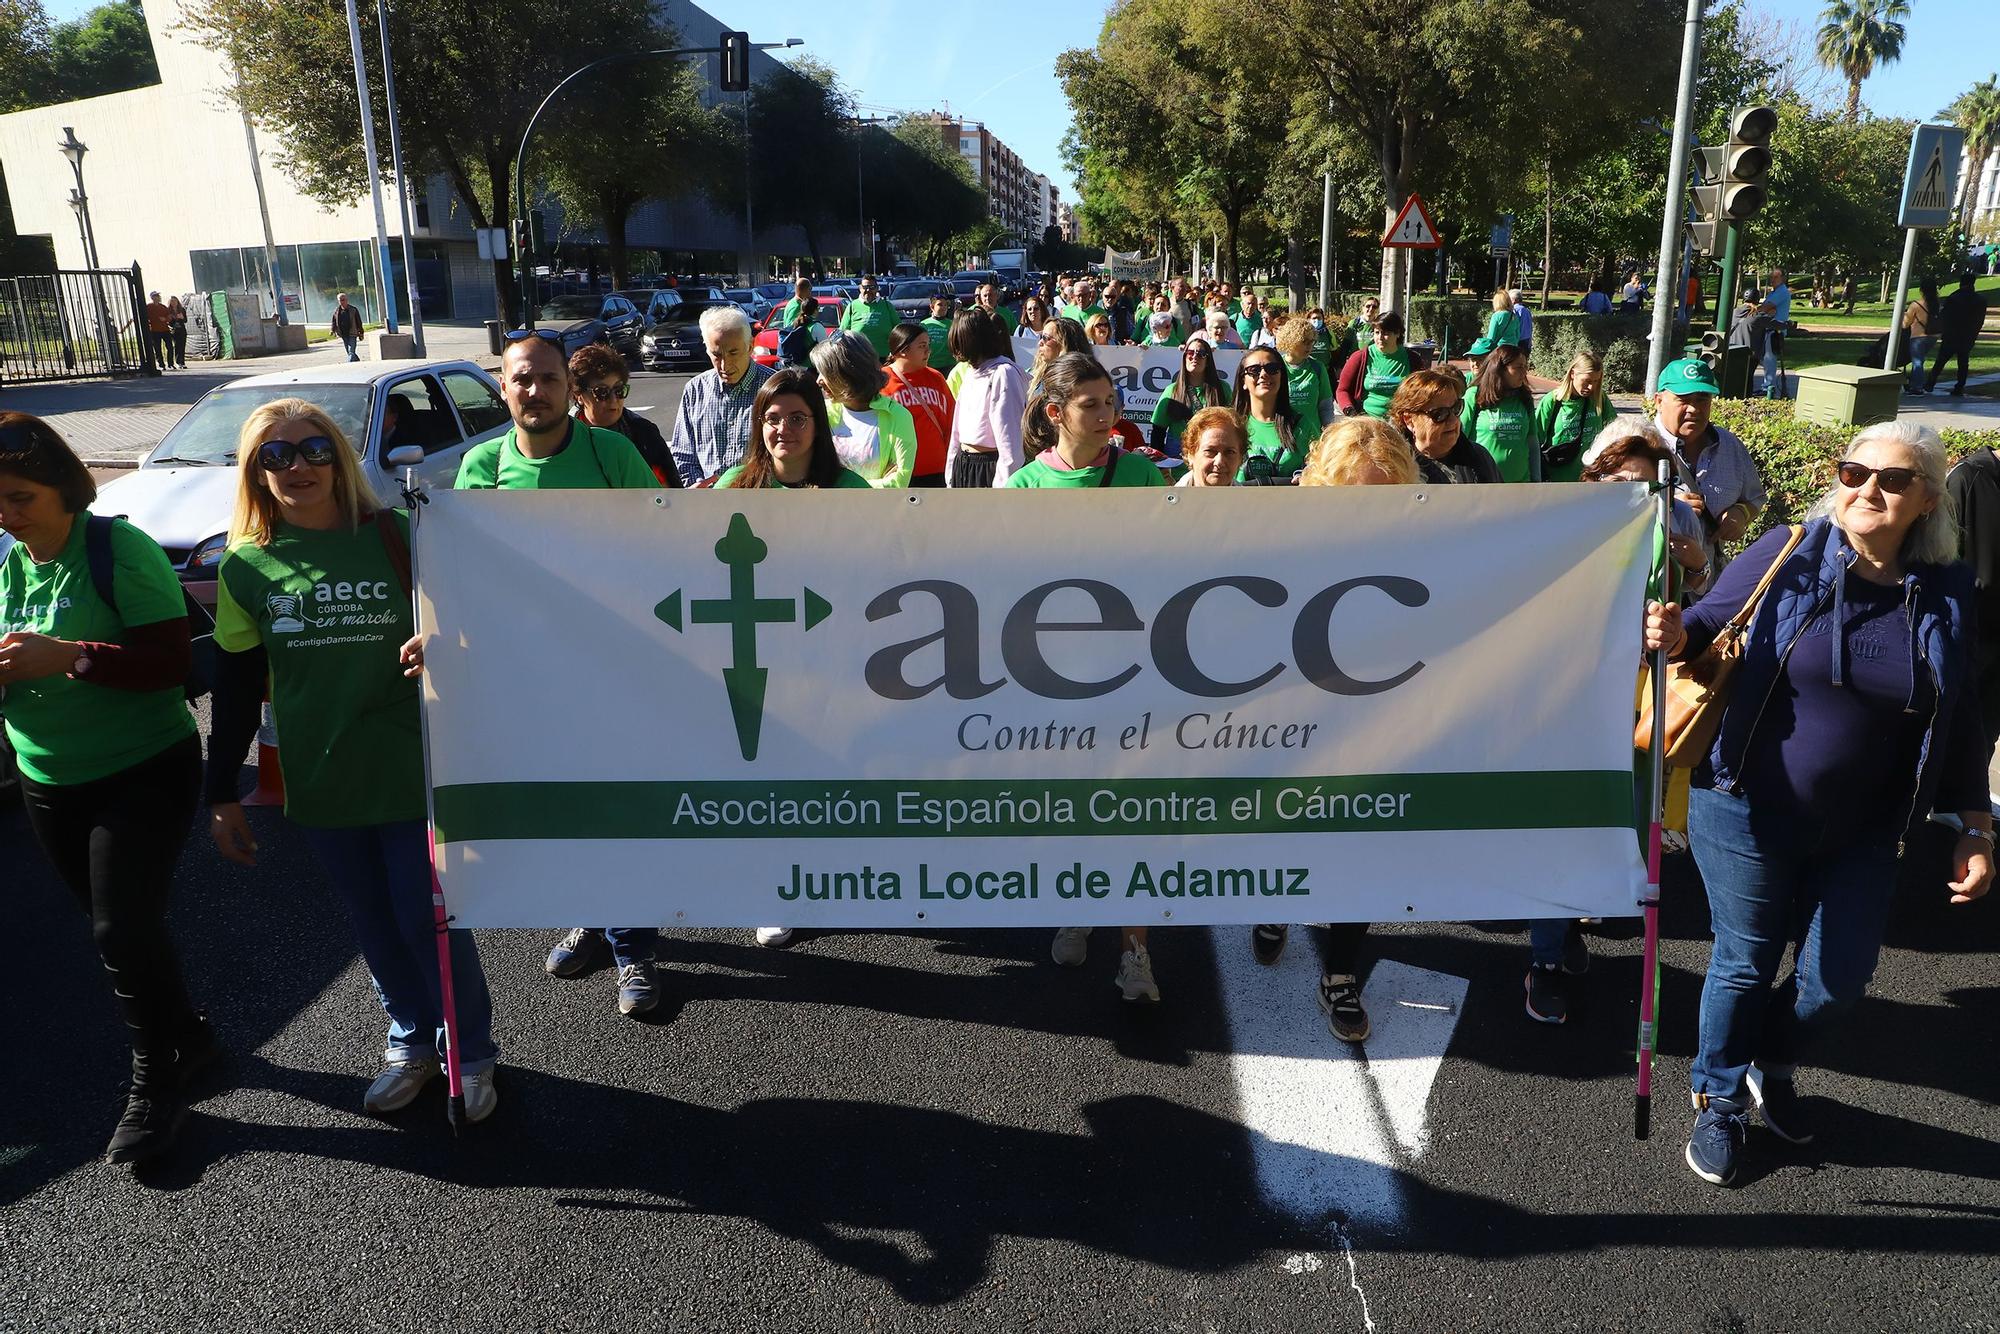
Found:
[753,300,844,368]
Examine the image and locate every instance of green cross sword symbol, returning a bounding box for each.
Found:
[654,512,831,761]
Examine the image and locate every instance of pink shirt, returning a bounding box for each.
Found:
[946,356,1028,486]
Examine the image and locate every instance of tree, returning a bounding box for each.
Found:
[47,0,158,100]
[1942,75,2000,240]
[185,0,682,320]
[541,42,736,289]
[0,0,56,112]
[1814,0,1909,122]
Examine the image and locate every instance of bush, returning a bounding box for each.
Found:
[1709,400,2000,544]
[1404,297,1489,347]
[1527,312,1652,393]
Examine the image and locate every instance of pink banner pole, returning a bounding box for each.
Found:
[429,826,465,1135]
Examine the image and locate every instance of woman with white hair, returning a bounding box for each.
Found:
[1645,420,1992,1188]
[810,330,916,488]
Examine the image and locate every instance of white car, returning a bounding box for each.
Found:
[94,359,511,604]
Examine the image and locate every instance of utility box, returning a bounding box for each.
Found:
[369,331,418,361]
[1792,364,1904,430]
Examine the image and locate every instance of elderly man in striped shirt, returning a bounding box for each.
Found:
[668,306,774,486]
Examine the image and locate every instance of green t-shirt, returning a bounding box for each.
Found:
[839,299,900,357]
[1240,415,1306,480]
[1235,313,1263,347]
[1533,393,1611,483]
[1463,394,1541,483]
[1286,358,1334,430]
[1360,344,1413,419]
[1060,303,1107,327]
[1483,307,1521,347]
[920,316,955,371]
[213,515,419,827]
[1148,381,1227,450]
[975,304,1018,334]
[1005,450,1168,488]
[0,513,195,786]
[714,464,874,489]
[454,420,659,491]
[778,297,813,330]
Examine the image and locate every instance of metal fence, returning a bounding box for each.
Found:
[0,266,157,385]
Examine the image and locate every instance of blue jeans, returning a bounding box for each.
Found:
[1686,786,1900,1100]
[301,819,497,1073]
[605,927,657,966]
[1760,345,1784,398]
[1906,336,1933,391]
[341,334,359,362]
[1528,919,1571,967]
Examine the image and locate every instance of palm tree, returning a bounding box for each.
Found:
[1815,0,1911,122]
[1942,76,2000,238]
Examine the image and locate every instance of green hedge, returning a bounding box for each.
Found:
[1709,400,2000,544]
[1527,313,1652,393]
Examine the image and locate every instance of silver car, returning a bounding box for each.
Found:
[92,359,511,605]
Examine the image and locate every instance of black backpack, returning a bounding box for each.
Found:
[83,516,217,701]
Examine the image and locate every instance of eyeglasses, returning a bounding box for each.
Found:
[1239,362,1283,380]
[761,411,813,432]
[1836,461,1921,494]
[256,436,339,471]
[584,382,630,402]
[1415,401,1460,423]
[503,328,564,346]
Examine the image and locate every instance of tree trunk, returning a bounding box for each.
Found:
[1845,77,1861,122]
[1540,156,1554,308]
[599,190,632,290]
[1285,232,1306,311]
[1378,117,1412,317]
[1223,207,1242,286]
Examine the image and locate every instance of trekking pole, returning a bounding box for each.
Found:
[1635,457,1672,1141]
[395,455,466,1136]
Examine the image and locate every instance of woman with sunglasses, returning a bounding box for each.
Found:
[207,399,500,1124]
[568,344,677,487]
[1232,345,1304,483]
[1644,420,1991,1188]
[1148,333,1231,456]
[1,412,211,1165]
[1388,369,1499,485]
[1031,316,1091,392]
[1335,311,1412,419]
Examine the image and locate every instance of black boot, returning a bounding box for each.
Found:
[173,1015,224,1088]
[105,1049,185,1166]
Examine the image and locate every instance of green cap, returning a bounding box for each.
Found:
[1656,357,1720,396]
[1465,336,1495,357]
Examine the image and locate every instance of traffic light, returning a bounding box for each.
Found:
[719,30,750,92]
[513,218,531,259]
[1692,106,1775,226]
[1697,328,1725,375]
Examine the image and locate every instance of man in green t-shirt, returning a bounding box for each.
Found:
[838,275,899,358]
[776,277,813,333]
[972,281,1017,335]
[1060,277,1107,327]
[920,294,956,371]
[453,333,664,1015]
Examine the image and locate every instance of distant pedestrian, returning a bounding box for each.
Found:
[1902,279,1938,395]
[920,293,956,373]
[1619,272,1645,310]
[1759,269,1792,399]
[1924,271,1989,397]
[331,293,363,362]
[1510,289,1533,360]
[1580,280,1614,315]
[838,275,899,359]
[166,295,188,368]
[144,291,171,369]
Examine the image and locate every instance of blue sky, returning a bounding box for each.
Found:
[51,0,1995,200]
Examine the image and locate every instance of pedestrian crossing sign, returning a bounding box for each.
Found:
[1382,194,1442,249]
[1898,124,1964,229]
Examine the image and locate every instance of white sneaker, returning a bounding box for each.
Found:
[1116,946,1160,1003]
[363,1058,438,1114]
[461,1067,498,1123]
[1050,926,1091,966]
[755,926,795,948]
[1662,829,1690,855]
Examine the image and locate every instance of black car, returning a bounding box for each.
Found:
[537,294,643,358]
[946,270,1006,303]
[619,288,686,332]
[888,280,953,321]
[640,298,733,372]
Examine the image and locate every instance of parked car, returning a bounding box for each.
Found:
[620,288,684,332]
[752,302,842,368]
[946,270,1006,303]
[91,360,511,607]
[754,282,794,306]
[640,297,742,371]
[888,279,953,321]
[539,293,644,358]
[724,287,776,324]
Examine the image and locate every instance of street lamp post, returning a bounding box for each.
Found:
[376,0,425,354]
[342,0,398,337]
[513,37,800,327]
[56,127,123,372]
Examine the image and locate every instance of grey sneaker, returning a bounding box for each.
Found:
[363,1058,439,1114]
[1051,926,1091,966]
[462,1067,498,1123]
[617,962,660,1016]
[1115,946,1160,1003]
[1318,974,1370,1042]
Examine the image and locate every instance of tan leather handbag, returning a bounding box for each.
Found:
[1635,525,1805,766]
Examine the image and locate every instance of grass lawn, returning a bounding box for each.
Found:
[1781,325,2000,379]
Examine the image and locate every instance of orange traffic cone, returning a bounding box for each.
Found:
[242,700,286,807]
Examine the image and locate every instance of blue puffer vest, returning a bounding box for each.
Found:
[1703,518,1979,841]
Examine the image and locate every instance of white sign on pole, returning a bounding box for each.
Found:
[1897,123,1966,230]
[419,486,1654,930]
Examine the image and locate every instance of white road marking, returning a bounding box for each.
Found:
[1213,931,1469,1234]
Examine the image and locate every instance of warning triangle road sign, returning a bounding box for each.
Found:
[1382,194,1442,249]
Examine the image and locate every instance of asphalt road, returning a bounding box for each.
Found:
[2,702,1996,1330]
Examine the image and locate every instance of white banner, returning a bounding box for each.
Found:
[1010,336,1245,423]
[419,486,1654,929]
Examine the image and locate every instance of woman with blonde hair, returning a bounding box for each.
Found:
[1533,349,1614,482]
[1300,415,1420,487]
[206,397,501,1125]
[1275,317,1338,434]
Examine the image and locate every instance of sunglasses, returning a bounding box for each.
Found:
[1184,347,1210,358]
[1836,461,1921,494]
[257,436,339,471]
[584,382,630,402]
[1416,400,1461,423]
[504,328,564,346]
[1239,362,1283,379]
